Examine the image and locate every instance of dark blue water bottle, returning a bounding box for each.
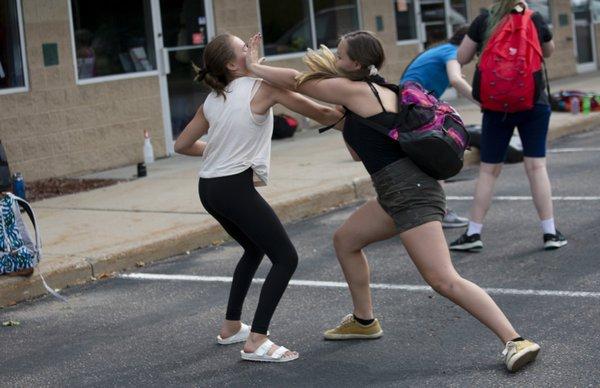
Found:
[12,172,26,200]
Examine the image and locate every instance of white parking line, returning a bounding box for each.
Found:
[548,147,600,153]
[119,273,600,299]
[447,196,600,201]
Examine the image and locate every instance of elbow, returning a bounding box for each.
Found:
[456,51,472,66]
[174,140,184,154]
[316,106,338,125]
[543,41,555,58]
[323,106,338,122]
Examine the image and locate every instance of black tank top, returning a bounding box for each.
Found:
[342,83,406,175]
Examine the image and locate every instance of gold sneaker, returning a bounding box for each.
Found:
[324,314,383,340]
[502,339,540,372]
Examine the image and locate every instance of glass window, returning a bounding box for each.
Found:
[259,0,359,56]
[529,0,552,24]
[591,0,600,22]
[70,0,156,80]
[0,0,27,91]
[395,0,418,41]
[313,0,359,47]
[449,0,468,31]
[260,0,312,56]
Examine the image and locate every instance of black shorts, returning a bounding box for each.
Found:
[371,158,446,233]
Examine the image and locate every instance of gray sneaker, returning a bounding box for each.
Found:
[442,209,469,228]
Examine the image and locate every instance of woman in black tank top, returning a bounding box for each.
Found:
[342,82,406,175]
[245,30,540,371]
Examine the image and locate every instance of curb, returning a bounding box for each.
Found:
[0,177,376,307]
[1,115,598,307]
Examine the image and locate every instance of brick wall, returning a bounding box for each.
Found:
[546,0,578,78]
[467,0,578,80]
[1,0,593,181]
[0,0,165,182]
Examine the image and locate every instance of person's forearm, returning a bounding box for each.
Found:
[249,63,300,90]
[452,78,478,105]
[312,106,343,127]
[176,141,207,157]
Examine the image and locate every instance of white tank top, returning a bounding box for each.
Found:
[199,77,273,185]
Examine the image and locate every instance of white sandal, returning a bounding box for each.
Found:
[217,323,251,345]
[217,324,270,345]
[240,339,299,363]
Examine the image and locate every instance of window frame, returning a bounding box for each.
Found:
[257,0,362,60]
[592,0,600,24]
[528,0,553,26]
[0,0,30,95]
[447,0,470,31]
[67,0,159,85]
[394,0,420,45]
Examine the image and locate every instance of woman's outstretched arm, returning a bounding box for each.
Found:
[270,84,343,126]
[246,34,358,107]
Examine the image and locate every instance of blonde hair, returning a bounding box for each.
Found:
[295,45,346,86]
[485,0,522,46]
[296,30,385,87]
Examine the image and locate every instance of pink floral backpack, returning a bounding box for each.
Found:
[354,81,469,180]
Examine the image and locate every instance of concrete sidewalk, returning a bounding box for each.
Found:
[2,72,600,307]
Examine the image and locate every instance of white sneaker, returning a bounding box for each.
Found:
[502,339,540,372]
[442,209,469,228]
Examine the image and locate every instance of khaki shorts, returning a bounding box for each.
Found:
[371,158,446,233]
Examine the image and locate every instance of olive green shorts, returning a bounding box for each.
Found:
[371,158,446,233]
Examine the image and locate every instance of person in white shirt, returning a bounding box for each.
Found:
[174,34,343,363]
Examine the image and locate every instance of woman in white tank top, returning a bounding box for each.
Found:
[174,34,342,363]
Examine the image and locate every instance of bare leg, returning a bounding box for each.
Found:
[469,162,503,224]
[523,156,554,220]
[400,221,519,343]
[333,199,398,319]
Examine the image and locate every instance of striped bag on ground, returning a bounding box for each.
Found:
[0,192,65,301]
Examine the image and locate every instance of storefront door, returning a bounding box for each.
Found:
[151,0,214,154]
[572,0,597,73]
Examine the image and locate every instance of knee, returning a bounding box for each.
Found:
[424,273,462,297]
[481,164,502,179]
[333,228,346,252]
[524,159,546,175]
[280,245,298,274]
[244,246,264,261]
[333,227,357,254]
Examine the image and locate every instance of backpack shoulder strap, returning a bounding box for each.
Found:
[6,193,41,255]
[318,109,347,134]
[5,193,66,302]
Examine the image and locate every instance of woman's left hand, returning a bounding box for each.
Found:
[246,33,265,72]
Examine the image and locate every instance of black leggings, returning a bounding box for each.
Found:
[198,168,298,334]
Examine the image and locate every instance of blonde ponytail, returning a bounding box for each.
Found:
[296,45,346,86]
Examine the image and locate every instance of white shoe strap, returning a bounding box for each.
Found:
[272,346,289,359]
[254,339,274,356]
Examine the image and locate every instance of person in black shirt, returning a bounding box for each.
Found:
[451,0,568,253]
[246,29,540,372]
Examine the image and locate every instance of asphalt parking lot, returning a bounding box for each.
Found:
[2,129,599,387]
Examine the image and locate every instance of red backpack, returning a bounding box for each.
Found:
[473,9,544,112]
